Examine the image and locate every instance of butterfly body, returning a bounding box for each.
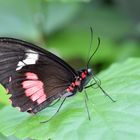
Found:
[0,37,93,114]
[65,68,93,95]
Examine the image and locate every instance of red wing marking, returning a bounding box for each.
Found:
[37,95,47,104]
[22,72,47,104]
[24,81,43,96]
[22,81,40,88]
[30,89,46,101]
[25,72,38,80]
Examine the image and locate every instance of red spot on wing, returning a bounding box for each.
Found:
[30,90,46,101]
[22,72,47,104]
[24,81,43,96]
[37,95,47,104]
[22,81,39,88]
[25,72,38,80]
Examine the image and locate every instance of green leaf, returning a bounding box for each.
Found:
[43,3,81,34]
[0,133,20,140]
[0,58,140,140]
[45,0,90,2]
[48,29,118,62]
[0,85,10,105]
[0,0,41,40]
[0,0,83,39]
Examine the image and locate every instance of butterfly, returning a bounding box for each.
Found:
[0,35,115,122]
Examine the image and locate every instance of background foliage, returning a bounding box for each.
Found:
[0,0,140,139]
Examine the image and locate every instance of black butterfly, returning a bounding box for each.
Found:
[0,36,115,122]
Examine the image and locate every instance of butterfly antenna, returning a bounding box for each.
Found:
[40,97,66,123]
[87,37,100,69]
[92,76,116,102]
[86,26,94,68]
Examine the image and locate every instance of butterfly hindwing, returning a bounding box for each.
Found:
[0,38,77,113]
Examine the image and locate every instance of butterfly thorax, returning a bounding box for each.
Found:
[65,68,93,96]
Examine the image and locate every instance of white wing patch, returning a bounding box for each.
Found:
[16,50,39,71]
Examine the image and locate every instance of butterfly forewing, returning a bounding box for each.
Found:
[0,38,77,113]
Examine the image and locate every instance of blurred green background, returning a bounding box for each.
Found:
[0,0,140,139]
[0,0,140,73]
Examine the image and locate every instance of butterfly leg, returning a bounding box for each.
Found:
[84,83,96,89]
[84,90,90,120]
[40,97,67,123]
[92,76,116,102]
[96,83,116,102]
[84,89,89,100]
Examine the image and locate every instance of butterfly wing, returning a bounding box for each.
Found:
[0,38,77,113]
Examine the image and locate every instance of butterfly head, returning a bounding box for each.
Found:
[87,68,93,76]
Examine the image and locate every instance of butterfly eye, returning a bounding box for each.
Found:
[87,68,93,75]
